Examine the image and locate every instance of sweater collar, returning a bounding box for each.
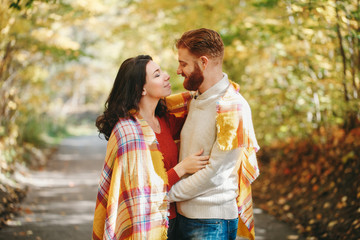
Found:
[196,73,229,100]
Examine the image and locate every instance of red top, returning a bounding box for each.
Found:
[155,114,185,220]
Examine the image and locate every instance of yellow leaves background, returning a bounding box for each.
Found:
[0,0,359,174]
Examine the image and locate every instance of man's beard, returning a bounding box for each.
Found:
[183,64,204,91]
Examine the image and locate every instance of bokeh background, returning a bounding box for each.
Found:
[1,0,359,239]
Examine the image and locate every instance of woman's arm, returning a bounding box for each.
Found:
[166,149,209,189]
[168,142,242,202]
[172,149,209,177]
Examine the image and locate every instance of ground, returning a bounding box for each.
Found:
[0,135,303,240]
[252,128,360,240]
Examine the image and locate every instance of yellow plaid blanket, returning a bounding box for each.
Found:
[216,82,260,240]
[92,114,169,240]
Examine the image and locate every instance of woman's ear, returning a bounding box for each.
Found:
[199,56,209,70]
[142,88,147,96]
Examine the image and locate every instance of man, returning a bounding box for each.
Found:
[168,28,260,240]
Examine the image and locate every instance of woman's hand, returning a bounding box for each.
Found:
[173,149,209,178]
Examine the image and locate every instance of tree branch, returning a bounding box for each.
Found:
[0,41,13,81]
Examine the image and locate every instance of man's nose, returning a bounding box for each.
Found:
[176,67,182,75]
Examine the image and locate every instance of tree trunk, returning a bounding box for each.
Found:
[0,41,13,81]
[335,0,349,102]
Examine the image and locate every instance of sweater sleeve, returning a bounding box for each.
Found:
[168,141,242,202]
[165,114,182,189]
[166,168,180,190]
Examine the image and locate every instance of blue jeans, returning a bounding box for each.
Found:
[167,217,178,240]
[177,214,238,240]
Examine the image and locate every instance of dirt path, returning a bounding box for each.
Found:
[0,135,303,240]
[0,135,106,240]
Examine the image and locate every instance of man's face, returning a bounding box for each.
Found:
[177,47,204,91]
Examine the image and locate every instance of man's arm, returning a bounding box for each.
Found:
[168,141,241,202]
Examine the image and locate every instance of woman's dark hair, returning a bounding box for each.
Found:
[96,55,167,140]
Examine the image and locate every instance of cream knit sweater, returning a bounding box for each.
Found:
[168,74,241,219]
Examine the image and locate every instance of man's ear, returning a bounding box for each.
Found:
[199,56,209,70]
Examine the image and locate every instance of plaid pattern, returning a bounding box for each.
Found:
[217,82,259,240]
[164,92,193,118]
[167,82,260,240]
[92,115,169,240]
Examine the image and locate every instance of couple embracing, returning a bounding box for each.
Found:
[92,28,260,240]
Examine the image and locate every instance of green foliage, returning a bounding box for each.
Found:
[20,116,47,147]
[0,0,96,174]
[135,0,359,143]
[252,0,279,8]
[9,0,54,10]
[1,0,359,174]
[19,114,68,147]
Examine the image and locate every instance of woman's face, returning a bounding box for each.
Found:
[143,60,171,99]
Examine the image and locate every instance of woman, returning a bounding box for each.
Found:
[92,55,209,240]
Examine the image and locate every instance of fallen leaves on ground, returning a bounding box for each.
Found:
[253,127,360,240]
[0,184,27,229]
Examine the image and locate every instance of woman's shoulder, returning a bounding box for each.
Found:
[111,117,142,142]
